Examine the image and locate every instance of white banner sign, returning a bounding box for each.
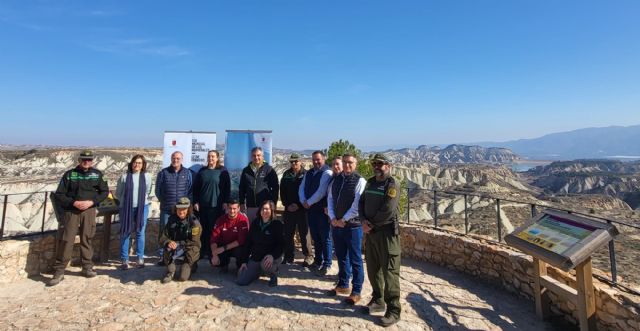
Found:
[163,131,217,171]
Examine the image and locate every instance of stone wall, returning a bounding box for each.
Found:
[401,224,640,331]
[0,219,161,283]
[2,219,639,330]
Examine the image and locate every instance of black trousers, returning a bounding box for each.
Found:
[282,209,313,261]
[199,206,224,257]
[218,246,247,268]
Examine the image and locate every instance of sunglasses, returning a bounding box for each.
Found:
[371,161,386,166]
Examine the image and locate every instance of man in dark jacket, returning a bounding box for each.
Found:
[155,151,193,259]
[48,150,109,286]
[279,153,313,265]
[238,147,279,220]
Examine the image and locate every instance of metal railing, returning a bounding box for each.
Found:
[0,186,135,240]
[1,186,638,293]
[1,191,63,240]
[404,187,640,289]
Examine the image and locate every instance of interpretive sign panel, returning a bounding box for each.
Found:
[505,210,618,271]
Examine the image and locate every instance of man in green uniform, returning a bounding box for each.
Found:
[48,150,109,286]
[159,197,202,283]
[359,153,401,327]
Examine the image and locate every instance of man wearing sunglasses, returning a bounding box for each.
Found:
[359,153,401,327]
[49,150,109,286]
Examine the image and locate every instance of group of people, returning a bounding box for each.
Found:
[47,147,403,327]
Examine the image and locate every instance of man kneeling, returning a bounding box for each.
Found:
[210,199,249,271]
[160,197,202,283]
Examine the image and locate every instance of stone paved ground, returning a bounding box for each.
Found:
[0,256,557,330]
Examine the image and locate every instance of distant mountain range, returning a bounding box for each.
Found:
[380,144,519,164]
[3,124,640,161]
[476,125,640,160]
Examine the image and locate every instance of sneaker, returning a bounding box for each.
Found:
[327,286,350,296]
[314,266,328,276]
[268,275,278,287]
[47,272,64,287]
[82,268,97,278]
[366,300,386,314]
[161,273,174,284]
[120,262,130,270]
[379,315,400,327]
[136,259,145,268]
[345,294,361,305]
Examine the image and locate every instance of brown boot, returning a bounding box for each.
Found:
[345,293,361,305]
[47,271,65,287]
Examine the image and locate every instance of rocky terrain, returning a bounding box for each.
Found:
[381,144,520,165]
[525,160,640,209]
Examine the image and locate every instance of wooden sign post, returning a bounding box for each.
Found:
[505,210,617,331]
[532,257,596,331]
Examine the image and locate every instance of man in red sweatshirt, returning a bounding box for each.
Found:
[210,199,250,271]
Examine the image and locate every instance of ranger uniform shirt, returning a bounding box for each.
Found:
[279,167,306,208]
[358,175,400,227]
[55,166,109,211]
[161,214,202,247]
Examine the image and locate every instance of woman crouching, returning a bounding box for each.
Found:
[237,200,284,287]
[159,197,202,283]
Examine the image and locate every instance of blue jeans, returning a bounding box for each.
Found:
[158,209,171,254]
[120,204,149,262]
[308,210,332,268]
[333,225,364,294]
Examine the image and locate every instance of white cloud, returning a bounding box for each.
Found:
[88,38,191,58]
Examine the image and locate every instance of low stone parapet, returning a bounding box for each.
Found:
[400,224,640,330]
[0,219,161,283]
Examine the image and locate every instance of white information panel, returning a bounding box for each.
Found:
[163,131,217,171]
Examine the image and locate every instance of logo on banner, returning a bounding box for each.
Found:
[172,140,177,146]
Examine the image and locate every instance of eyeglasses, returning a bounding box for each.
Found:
[133,161,143,164]
[289,161,299,164]
[371,162,386,167]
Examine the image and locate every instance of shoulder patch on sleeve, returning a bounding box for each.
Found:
[191,226,201,236]
[388,187,397,198]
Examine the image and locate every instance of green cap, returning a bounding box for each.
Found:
[289,153,301,161]
[370,153,390,164]
[79,150,94,160]
[175,197,191,209]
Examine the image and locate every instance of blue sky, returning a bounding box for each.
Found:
[1,1,639,150]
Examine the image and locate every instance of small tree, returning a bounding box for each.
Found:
[324,139,372,178]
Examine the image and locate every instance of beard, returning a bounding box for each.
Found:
[374,169,383,177]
